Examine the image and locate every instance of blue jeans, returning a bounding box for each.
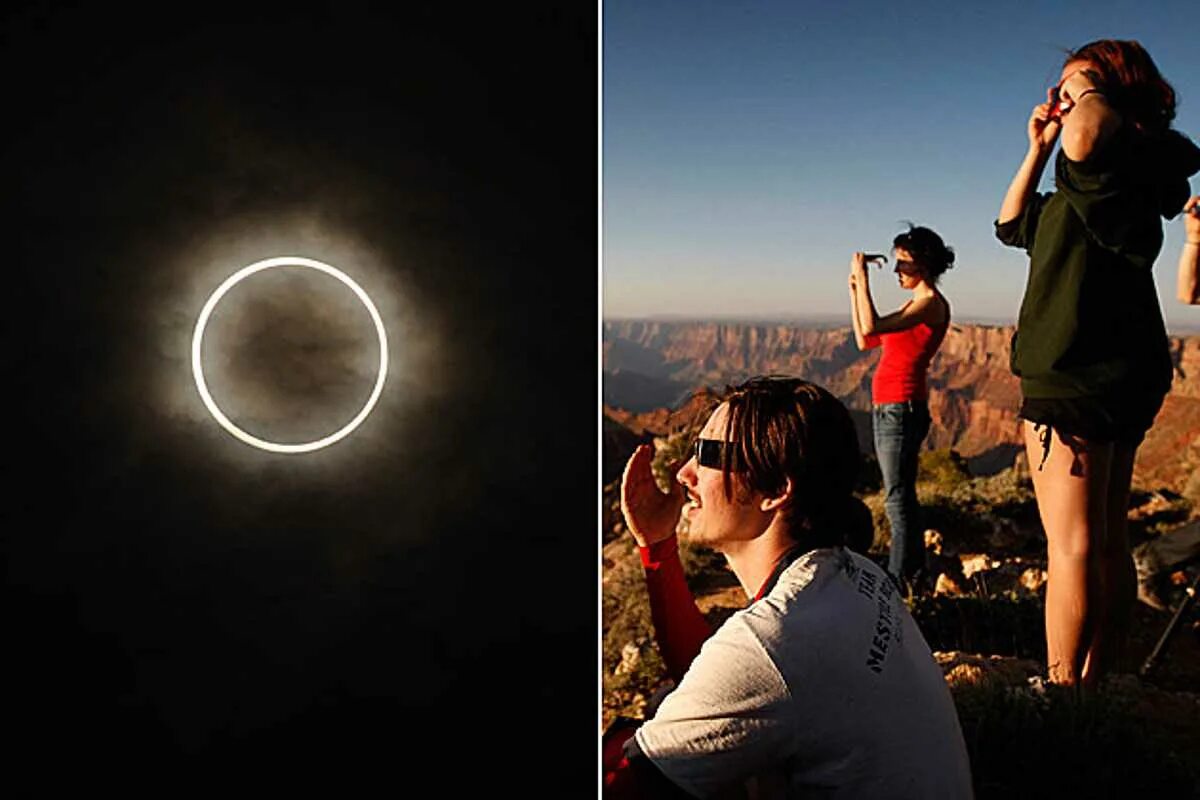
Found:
[873,401,931,581]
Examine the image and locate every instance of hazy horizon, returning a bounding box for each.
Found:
[602,314,1200,337]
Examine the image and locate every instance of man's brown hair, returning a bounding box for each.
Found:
[716,376,872,550]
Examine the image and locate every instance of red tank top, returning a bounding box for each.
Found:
[871,304,948,404]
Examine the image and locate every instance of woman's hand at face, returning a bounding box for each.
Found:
[1028,91,1062,154]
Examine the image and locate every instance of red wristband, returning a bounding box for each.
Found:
[639,534,679,569]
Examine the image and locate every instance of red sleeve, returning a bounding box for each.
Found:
[640,536,713,683]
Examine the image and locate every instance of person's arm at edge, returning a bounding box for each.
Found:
[1178,197,1200,304]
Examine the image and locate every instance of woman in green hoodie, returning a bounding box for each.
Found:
[996,40,1200,687]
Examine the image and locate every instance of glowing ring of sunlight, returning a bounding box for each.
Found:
[192,256,388,453]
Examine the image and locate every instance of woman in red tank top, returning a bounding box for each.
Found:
[847,225,953,590]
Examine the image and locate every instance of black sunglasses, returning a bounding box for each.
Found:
[694,438,742,470]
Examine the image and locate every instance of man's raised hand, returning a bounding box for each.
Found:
[620,444,686,548]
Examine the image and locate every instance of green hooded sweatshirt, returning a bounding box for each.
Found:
[996,127,1200,400]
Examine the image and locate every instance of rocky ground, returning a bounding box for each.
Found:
[601,440,1200,796]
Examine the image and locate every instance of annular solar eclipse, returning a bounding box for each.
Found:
[192,256,388,453]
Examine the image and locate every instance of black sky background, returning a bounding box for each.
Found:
[4,2,595,785]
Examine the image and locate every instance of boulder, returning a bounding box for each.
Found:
[935,573,966,597]
[934,651,1041,689]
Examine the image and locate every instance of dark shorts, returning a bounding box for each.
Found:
[1017,393,1165,446]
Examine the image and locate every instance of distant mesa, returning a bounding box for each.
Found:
[603,320,1200,493]
[603,369,690,413]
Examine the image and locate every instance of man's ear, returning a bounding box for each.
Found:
[759,477,793,513]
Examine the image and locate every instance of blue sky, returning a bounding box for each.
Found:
[603,0,1200,332]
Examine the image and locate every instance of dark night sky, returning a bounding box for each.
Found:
[3,2,595,785]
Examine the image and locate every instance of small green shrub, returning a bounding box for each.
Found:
[919,448,972,488]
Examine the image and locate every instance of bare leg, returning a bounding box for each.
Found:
[1081,442,1138,685]
[1024,421,1113,686]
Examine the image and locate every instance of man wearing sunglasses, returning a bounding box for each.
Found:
[604,377,971,799]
